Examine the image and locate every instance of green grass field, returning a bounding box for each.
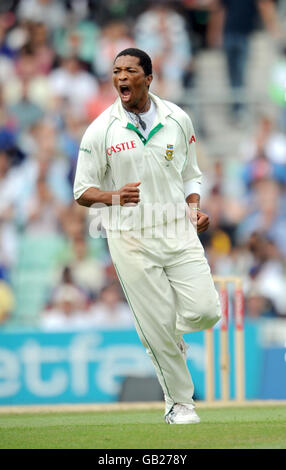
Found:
[0,404,286,449]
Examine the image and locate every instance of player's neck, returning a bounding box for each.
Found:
[123,95,151,115]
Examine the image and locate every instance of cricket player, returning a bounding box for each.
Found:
[74,48,221,424]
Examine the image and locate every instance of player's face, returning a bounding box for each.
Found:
[112,55,153,112]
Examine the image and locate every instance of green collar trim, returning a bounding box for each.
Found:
[126,123,146,143]
[147,123,163,143]
[126,122,163,145]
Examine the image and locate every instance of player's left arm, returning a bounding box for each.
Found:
[181,113,210,233]
[186,192,210,234]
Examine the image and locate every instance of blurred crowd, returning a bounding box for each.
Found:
[0,0,286,329]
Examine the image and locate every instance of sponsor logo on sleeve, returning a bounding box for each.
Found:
[80,147,91,154]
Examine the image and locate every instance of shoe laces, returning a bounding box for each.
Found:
[170,403,193,416]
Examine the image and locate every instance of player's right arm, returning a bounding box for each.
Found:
[76,183,141,207]
[73,123,140,207]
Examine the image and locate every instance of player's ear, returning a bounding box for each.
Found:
[146,74,153,89]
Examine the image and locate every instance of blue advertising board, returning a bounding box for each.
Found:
[0,320,285,405]
[0,329,155,405]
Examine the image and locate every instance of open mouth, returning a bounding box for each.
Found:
[119,85,131,102]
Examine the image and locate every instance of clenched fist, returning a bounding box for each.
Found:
[116,181,141,206]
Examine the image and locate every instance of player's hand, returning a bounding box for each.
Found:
[117,181,141,206]
[197,210,210,233]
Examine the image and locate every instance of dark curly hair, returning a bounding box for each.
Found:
[114,48,152,76]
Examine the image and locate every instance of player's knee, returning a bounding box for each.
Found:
[193,295,221,329]
[204,303,221,329]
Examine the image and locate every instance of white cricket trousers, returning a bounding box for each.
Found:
[107,222,221,413]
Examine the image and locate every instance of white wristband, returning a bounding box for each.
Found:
[184,180,201,198]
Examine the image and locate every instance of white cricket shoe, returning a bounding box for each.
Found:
[165,403,200,424]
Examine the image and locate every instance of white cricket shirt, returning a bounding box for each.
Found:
[74,92,202,231]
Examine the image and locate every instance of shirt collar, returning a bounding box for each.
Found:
[110,92,172,127]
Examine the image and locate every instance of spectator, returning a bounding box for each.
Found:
[61,200,87,243]
[4,48,52,128]
[239,116,286,191]
[24,21,55,75]
[0,12,18,84]
[243,232,286,317]
[200,159,246,248]
[182,0,214,55]
[40,265,91,330]
[0,11,18,60]
[22,175,66,235]
[89,282,134,329]
[8,80,45,132]
[207,0,282,120]
[0,278,15,326]
[53,16,100,66]
[0,51,15,87]
[19,119,73,206]
[134,2,192,99]
[268,41,286,131]
[245,286,278,318]
[86,0,146,27]
[49,55,99,115]
[17,0,67,33]
[85,79,117,122]
[58,235,106,300]
[40,283,90,331]
[0,148,25,268]
[236,178,286,256]
[57,106,85,183]
[93,20,135,81]
[240,114,286,165]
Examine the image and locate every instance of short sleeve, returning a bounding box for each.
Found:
[73,124,107,200]
[181,114,202,197]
